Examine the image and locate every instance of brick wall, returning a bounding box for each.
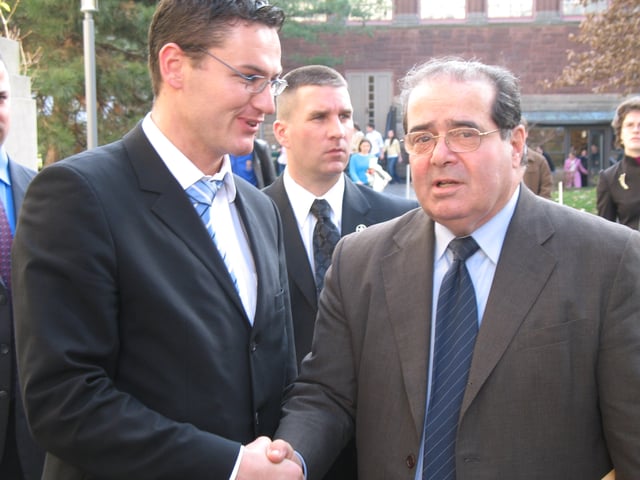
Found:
[281,21,586,97]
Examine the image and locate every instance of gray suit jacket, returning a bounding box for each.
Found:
[13,125,296,479]
[277,187,640,479]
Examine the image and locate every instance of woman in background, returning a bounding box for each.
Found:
[597,96,640,228]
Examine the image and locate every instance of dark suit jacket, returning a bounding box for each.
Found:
[277,187,640,479]
[264,175,418,365]
[596,155,640,229]
[12,125,296,479]
[253,138,277,188]
[0,159,44,480]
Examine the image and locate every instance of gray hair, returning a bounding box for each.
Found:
[400,57,522,139]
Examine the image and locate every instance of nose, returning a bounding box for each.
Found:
[328,116,347,138]
[429,135,455,165]
[251,87,276,114]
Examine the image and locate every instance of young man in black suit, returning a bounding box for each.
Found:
[12,1,302,479]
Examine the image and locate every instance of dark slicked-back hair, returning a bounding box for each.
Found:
[148,0,285,97]
[400,57,522,140]
[276,65,348,120]
[612,96,640,149]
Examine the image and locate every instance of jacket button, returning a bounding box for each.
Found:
[250,341,258,353]
[0,390,7,400]
[405,454,416,469]
[0,343,8,355]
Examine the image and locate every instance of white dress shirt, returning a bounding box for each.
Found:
[282,169,345,275]
[141,114,257,322]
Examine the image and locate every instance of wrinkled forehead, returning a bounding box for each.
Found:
[405,77,496,128]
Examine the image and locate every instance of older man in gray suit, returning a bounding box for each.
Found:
[271,58,639,479]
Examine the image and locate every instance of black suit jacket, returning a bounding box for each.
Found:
[264,175,418,366]
[0,159,44,480]
[253,138,277,188]
[12,125,296,479]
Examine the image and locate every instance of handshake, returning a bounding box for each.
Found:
[237,436,304,480]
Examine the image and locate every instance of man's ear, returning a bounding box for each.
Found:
[511,124,526,167]
[158,43,186,90]
[273,120,290,149]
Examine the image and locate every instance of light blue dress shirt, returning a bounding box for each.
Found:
[0,147,16,233]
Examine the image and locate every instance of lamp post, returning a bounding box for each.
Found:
[81,0,98,149]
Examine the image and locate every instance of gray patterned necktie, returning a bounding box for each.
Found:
[310,199,340,295]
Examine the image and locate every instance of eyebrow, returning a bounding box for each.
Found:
[408,120,480,133]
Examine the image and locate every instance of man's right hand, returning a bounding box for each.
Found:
[237,436,303,480]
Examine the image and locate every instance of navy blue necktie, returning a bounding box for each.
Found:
[310,199,340,294]
[423,236,480,480]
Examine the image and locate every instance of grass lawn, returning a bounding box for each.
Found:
[551,186,597,215]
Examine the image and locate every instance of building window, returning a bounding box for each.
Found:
[420,0,466,19]
[487,0,533,18]
[562,0,608,16]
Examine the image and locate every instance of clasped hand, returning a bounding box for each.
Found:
[237,436,304,480]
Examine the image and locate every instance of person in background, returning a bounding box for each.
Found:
[0,53,44,480]
[12,1,301,479]
[263,64,417,480]
[229,137,277,188]
[350,122,364,153]
[365,122,384,161]
[578,147,590,187]
[520,117,552,199]
[536,145,556,172]
[277,145,288,175]
[597,96,640,229]
[383,129,402,184]
[564,148,587,188]
[348,138,376,186]
[272,57,638,480]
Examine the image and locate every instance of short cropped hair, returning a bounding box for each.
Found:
[612,96,640,148]
[399,57,522,140]
[148,0,285,97]
[276,65,348,120]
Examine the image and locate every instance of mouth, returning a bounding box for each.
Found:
[434,179,461,188]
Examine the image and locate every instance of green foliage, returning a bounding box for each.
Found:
[15,0,155,163]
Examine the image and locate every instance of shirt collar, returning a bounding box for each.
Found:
[283,169,345,230]
[141,113,237,201]
[435,185,520,264]
[0,147,10,187]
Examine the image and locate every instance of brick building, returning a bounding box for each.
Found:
[270,0,635,175]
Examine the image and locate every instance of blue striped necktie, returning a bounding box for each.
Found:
[423,236,479,480]
[185,178,239,292]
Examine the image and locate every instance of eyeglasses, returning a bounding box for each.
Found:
[404,127,501,155]
[198,49,288,96]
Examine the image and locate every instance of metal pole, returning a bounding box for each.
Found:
[81,0,98,149]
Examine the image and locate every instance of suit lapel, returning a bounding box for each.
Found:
[382,211,434,437]
[123,125,246,317]
[341,179,372,235]
[461,189,557,415]
[266,177,317,309]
